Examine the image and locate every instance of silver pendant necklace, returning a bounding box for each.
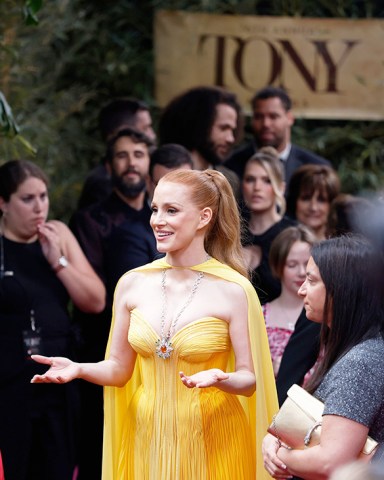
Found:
[156,269,204,359]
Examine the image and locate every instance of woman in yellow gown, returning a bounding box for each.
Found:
[31,169,278,479]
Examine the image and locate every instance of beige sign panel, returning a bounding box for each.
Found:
[155,10,384,120]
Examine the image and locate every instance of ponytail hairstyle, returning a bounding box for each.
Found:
[159,169,248,277]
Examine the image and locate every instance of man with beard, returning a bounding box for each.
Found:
[225,86,330,186]
[77,97,157,209]
[69,128,158,480]
[158,85,242,199]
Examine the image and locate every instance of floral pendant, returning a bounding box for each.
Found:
[156,337,174,359]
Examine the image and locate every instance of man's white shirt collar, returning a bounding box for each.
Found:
[279,143,292,162]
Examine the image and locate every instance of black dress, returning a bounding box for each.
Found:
[0,236,79,480]
[242,216,297,305]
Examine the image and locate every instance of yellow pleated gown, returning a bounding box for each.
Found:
[102,258,278,480]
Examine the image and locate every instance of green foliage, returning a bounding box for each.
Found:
[0,91,19,136]
[23,0,43,25]
[1,0,384,222]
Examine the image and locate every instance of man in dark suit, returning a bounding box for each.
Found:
[225,86,331,185]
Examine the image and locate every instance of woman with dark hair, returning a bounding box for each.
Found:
[327,193,372,238]
[0,160,106,480]
[286,164,340,240]
[31,169,278,480]
[262,234,384,479]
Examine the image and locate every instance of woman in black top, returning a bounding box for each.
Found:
[241,146,295,304]
[0,160,105,480]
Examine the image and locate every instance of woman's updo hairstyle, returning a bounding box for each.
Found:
[159,169,247,277]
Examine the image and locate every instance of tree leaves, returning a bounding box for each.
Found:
[23,0,43,25]
[1,0,384,221]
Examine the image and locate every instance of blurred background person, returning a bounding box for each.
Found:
[327,193,372,238]
[78,97,156,209]
[286,164,340,240]
[148,143,193,199]
[276,191,371,406]
[225,86,330,185]
[241,146,295,304]
[0,160,105,480]
[158,85,242,199]
[262,225,317,379]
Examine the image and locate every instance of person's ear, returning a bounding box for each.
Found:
[287,111,294,127]
[0,197,7,216]
[197,207,212,229]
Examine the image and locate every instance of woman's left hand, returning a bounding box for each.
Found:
[262,433,293,479]
[179,369,229,388]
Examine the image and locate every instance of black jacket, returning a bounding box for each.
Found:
[225,142,331,185]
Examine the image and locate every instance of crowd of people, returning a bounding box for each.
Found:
[1,85,383,480]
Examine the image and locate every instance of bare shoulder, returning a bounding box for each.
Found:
[204,274,248,320]
[116,270,143,290]
[115,269,160,309]
[222,276,247,300]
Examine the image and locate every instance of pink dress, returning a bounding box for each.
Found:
[262,303,295,377]
[262,304,320,383]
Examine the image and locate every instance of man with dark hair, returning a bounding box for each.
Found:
[148,143,193,196]
[225,86,330,185]
[98,97,156,143]
[78,97,156,209]
[70,128,159,480]
[158,85,242,198]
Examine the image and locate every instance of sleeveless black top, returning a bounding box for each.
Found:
[0,236,73,382]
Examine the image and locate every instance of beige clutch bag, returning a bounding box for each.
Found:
[268,384,378,457]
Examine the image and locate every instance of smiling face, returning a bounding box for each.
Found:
[0,177,49,240]
[298,256,327,324]
[282,241,312,296]
[242,162,277,214]
[296,189,330,235]
[150,181,210,255]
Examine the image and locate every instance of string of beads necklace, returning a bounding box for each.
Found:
[156,268,204,359]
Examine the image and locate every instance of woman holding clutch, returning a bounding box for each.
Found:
[262,234,384,479]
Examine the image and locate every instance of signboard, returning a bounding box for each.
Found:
[155,10,384,119]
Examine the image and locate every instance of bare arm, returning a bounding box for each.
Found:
[38,220,106,313]
[263,415,370,480]
[31,274,136,387]
[180,281,256,396]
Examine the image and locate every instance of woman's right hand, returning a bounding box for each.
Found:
[30,354,79,384]
[262,433,293,479]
